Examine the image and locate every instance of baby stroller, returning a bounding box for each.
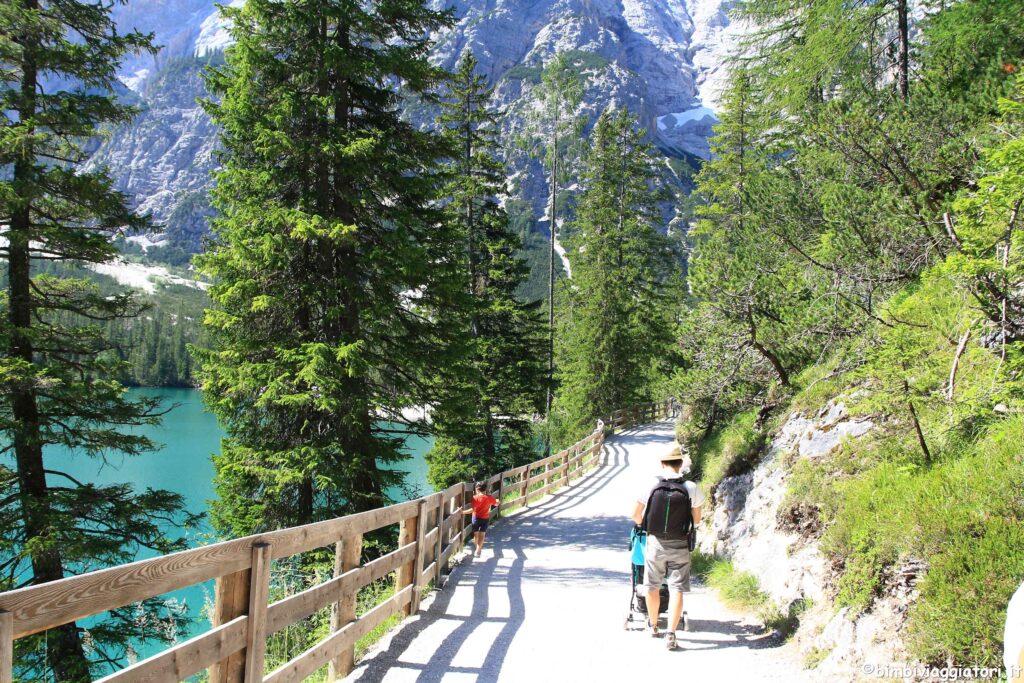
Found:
[625,525,687,631]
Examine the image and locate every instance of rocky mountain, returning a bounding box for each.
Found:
[94,0,738,260]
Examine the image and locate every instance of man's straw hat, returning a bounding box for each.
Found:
[660,446,684,462]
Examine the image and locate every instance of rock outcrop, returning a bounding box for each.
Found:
[700,401,922,681]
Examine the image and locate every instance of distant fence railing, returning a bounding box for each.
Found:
[0,398,674,683]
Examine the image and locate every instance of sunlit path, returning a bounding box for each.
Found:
[347,420,808,682]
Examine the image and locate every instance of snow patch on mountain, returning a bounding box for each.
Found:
[194,0,243,58]
[122,68,151,92]
[553,234,573,279]
[657,105,719,158]
[657,106,718,130]
[89,260,210,294]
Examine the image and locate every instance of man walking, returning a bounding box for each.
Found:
[631,445,704,650]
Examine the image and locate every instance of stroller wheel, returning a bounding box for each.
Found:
[623,616,631,630]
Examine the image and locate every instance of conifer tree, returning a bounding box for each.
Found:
[0,1,195,678]
[426,54,547,487]
[738,0,914,107]
[687,69,802,391]
[197,0,460,536]
[518,53,585,442]
[553,108,681,442]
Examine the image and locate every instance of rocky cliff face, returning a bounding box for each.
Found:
[89,55,220,252]
[93,0,738,255]
[700,402,925,681]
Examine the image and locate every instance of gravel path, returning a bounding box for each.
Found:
[346,421,810,683]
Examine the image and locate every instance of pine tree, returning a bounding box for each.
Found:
[196,0,460,537]
[737,0,914,108]
[426,54,547,488]
[517,53,585,447]
[686,69,809,388]
[0,2,196,679]
[553,108,681,443]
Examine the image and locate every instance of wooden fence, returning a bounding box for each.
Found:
[0,399,674,683]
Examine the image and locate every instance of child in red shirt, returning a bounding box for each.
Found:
[464,481,499,557]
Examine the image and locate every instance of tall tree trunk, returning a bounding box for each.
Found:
[9,5,92,676]
[545,119,558,454]
[332,20,382,512]
[482,407,497,466]
[897,0,910,101]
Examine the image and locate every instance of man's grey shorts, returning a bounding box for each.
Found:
[644,534,691,593]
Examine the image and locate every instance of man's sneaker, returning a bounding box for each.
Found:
[648,621,659,638]
[665,632,677,650]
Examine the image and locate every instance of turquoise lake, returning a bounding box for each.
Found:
[20,387,433,664]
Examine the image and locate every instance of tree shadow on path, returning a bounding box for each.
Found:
[348,422,781,680]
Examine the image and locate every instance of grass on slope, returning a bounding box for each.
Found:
[691,551,808,637]
[685,407,763,493]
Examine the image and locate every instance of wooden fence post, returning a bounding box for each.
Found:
[496,474,505,520]
[244,543,271,683]
[398,509,419,617]
[0,610,12,683]
[410,499,428,614]
[328,532,362,681]
[211,565,252,683]
[435,495,445,586]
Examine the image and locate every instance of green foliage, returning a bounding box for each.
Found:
[552,109,682,444]
[909,516,1024,668]
[786,408,1024,665]
[804,646,831,669]
[196,0,460,542]
[503,63,543,84]
[680,1,1024,669]
[559,50,611,75]
[508,199,557,303]
[2,261,207,388]
[1,1,197,677]
[425,54,547,489]
[690,408,763,492]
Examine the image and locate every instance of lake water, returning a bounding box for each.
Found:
[47,388,432,529]
[18,387,433,666]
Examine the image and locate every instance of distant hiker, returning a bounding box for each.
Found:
[464,482,499,557]
[631,445,704,650]
[1007,581,1024,683]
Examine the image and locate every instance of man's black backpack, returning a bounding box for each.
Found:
[641,477,694,543]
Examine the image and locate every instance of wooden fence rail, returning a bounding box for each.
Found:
[0,399,674,683]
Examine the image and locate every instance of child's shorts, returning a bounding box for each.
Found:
[471,517,489,532]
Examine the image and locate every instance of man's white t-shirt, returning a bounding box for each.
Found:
[637,474,705,509]
[1006,581,1024,678]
